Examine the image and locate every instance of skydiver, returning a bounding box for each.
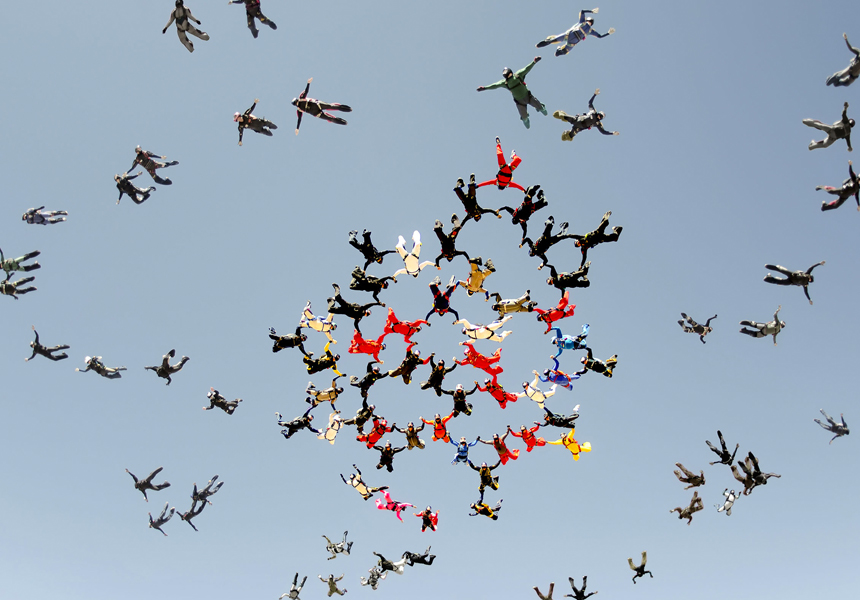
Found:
[433,215,470,268]
[539,360,579,390]
[521,216,577,270]
[442,383,478,417]
[554,88,618,142]
[350,360,388,398]
[25,326,69,362]
[566,576,598,600]
[469,498,503,520]
[340,464,388,501]
[229,0,277,38]
[627,552,652,584]
[468,459,501,493]
[732,452,780,495]
[359,568,386,590]
[277,408,320,439]
[162,0,209,53]
[177,501,206,532]
[126,466,171,502]
[342,396,377,433]
[763,262,825,305]
[477,137,525,191]
[670,491,704,526]
[402,545,436,564]
[478,431,520,465]
[424,275,460,322]
[383,308,428,345]
[546,427,591,461]
[148,502,175,536]
[420,412,455,443]
[546,263,591,294]
[349,266,395,303]
[490,289,537,318]
[739,305,785,345]
[550,324,589,359]
[420,355,457,396]
[348,330,386,363]
[814,409,849,443]
[392,421,426,450]
[0,274,36,300]
[76,356,125,379]
[387,345,431,385]
[374,489,415,522]
[413,509,438,533]
[499,185,548,243]
[270,326,312,357]
[373,441,406,472]
[450,436,480,465]
[533,583,555,600]
[706,430,739,466]
[391,230,435,279]
[476,376,519,409]
[306,375,345,410]
[456,316,513,343]
[456,341,504,377]
[575,348,616,378]
[477,56,548,129]
[803,102,854,151]
[205,388,242,414]
[293,78,351,134]
[21,206,67,225]
[826,33,860,87]
[518,374,558,410]
[460,256,496,300]
[280,573,308,600]
[571,211,622,267]
[328,283,382,333]
[191,475,223,507]
[348,230,396,270]
[322,531,353,560]
[234,98,277,145]
[318,574,347,597]
[716,489,738,516]
[541,406,580,428]
[372,551,408,575]
[114,172,155,205]
[454,174,502,224]
[129,146,179,185]
[303,340,343,376]
[507,423,546,452]
[299,301,337,343]
[678,313,717,343]
[536,7,615,56]
[673,463,705,489]
[317,410,344,444]
[144,349,190,385]
[817,160,860,211]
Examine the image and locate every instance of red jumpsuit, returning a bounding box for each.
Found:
[509,424,546,452]
[348,330,386,363]
[478,139,525,191]
[534,290,576,334]
[421,413,454,443]
[356,417,392,448]
[383,307,428,345]
[476,377,518,409]
[483,433,519,465]
[414,509,439,532]
[456,342,504,377]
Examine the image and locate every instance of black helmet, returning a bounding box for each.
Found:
[502,68,513,79]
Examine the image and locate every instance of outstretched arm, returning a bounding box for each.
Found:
[845,33,860,57]
[163,11,176,33]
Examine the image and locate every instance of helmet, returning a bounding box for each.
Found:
[85,356,92,363]
[135,145,141,153]
[175,0,184,6]
[502,67,513,79]
[291,98,299,106]
[233,112,241,122]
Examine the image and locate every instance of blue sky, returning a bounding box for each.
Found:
[1,1,858,599]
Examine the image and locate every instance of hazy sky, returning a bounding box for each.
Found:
[1,1,857,599]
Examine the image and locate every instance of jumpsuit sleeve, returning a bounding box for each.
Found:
[186,8,200,23]
[245,103,257,116]
[595,123,616,135]
[481,78,507,91]
[846,34,860,56]
[238,123,245,144]
[164,11,176,31]
[515,60,537,79]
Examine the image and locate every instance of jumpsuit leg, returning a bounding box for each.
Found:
[185,24,210,41]
[247,12,259,37]
[176,28,195,52]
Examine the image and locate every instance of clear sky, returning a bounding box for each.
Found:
[1,1,858,599]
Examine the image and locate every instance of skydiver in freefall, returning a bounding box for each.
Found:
[126,467,171,502]
[546,263,591,294]
[349,230,396,270]
[627,552,652,584]
[762,262,825,305]
[454,174,502,224]
[21,206,66,225]
[499,185,548,243]
[706,430,739,466]
[144,349,190,385]
[566,576,598,600]
[571,211,622,267]
[205,387,242,414]
[716,488,738,516]
[340,464,388,501]
[25,326,69,362]
[814,409,849,443]
[191,475,224,507]
[0,274,36,299]
[402,546,436,565]
[176,501,206,532]
[270,326,312,357]
[163,0,210,53]
[420,355,457,396]
[533,582,555,600]
[76,356,126,379]
[817,160,860,211]
[277,408,320,439]
[280,573,308,600]
[574,347,616,378]
[468,498,504,520]
[554,88,619,141]
[433,215,470,268]
[293,78,352,134]
[235,99,277,145]
[739,305,785,345]
[673,463,705,489]
[343,396,377,433]
[129,146,178,185]
[328,283,382,333]
[459,256,496,301]
[477,59,548,129]
[322,531,353,560]
[827,33,860,87]
[148,502,175,536]
[536,7,615,56]
[425,275,461,323]
[521,215,577,270]
[115,172,155,205]
[229,0,277,38]
[0,248,39,278]
[678,313,716,343]
[318,574,347,597]
[803,102,854,151]
[349,266,395,303]
[478,137,525,191]
[670,491,704,525]
[392,231,435,280]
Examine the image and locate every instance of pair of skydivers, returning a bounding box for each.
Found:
[163,1,276,49]
[1,249,39,300]
[533,576,597,600]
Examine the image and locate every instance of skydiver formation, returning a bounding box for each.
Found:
[8,6,855,598]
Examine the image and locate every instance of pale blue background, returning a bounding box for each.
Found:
[0,1,857,598]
